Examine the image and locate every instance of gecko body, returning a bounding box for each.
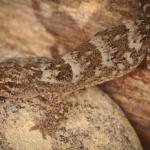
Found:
[0,0,149,100]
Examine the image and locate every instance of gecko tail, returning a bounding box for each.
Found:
[146,49,150,70]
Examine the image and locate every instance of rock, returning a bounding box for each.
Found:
[0,87,142,150]
[101,67,150,149]
[0,0,140,58]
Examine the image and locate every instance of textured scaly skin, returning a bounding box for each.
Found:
[0,0,149,100]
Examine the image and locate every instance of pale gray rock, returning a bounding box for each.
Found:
[0,87,142,150]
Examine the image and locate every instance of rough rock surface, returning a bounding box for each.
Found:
[101,66,150,149]
[0,87,142,150]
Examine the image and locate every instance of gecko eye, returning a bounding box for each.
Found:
[0,96,6,101]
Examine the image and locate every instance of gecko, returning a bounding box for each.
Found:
[0,0,149,101]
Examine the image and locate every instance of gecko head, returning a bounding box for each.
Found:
[0,59,23,100]
[0,61,11,99]
[0,73,33,100]
[0,57,43,100]
[0,75,21,100]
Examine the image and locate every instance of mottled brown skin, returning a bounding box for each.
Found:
[0,0,149,101]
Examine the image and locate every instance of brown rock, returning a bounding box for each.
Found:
[101,66,150,149]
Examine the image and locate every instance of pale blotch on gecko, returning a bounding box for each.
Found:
[0,0,149,100]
